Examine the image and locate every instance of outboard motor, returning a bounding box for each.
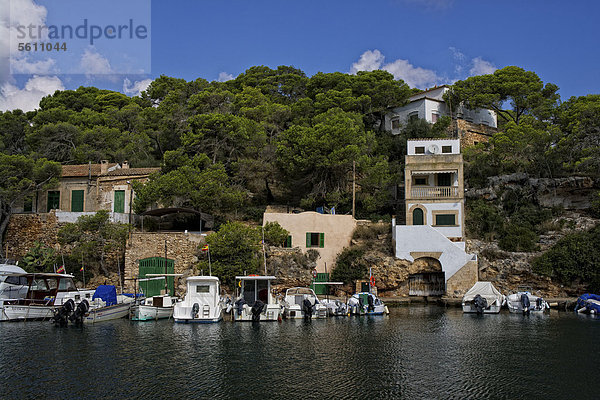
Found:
[69,299,89,325]
[536,297,544,311]
[235,298,246,316]
[192,303,199,319]
[251,300,265,322]
[473,294,488,314]
[367,295,375,313]
[347,297,359,315]
[53,299,75,326]
[302,298,314,321]
[521,293,531,315]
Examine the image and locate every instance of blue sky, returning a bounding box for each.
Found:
[2,0,599,111]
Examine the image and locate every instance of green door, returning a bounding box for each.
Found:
[47,191,60,212]
[71,190,84,212]
[139,257,175,296]
[413,208,424,225]
[311,272,329,295]
[114,190,125,213]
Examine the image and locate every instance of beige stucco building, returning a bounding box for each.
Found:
[263,211,356,275]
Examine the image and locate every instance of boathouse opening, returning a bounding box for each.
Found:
[408,257,445,296]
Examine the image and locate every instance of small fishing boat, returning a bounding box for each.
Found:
[347,292,388,316]
[130,273,183,321]
[575,294,600,314]
[462,282,505,314]
[320,299,348,316]
[173,276,223,323]
[82,285,133,324]
[506,286,549,314]
[281,287,327,319]
[232,275,282,322]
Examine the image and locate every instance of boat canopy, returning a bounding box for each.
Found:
[187,276,219,282]
[463,282,502,302]
[93,285,118,306]
[286,287,315,295]
[235,275,276,281]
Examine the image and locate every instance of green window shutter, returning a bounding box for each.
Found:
[71,190,84,212]
[47,191,60,212]
[114,190,125,213]
[285,235,292,248]
[306,232,311,247]
[435,214,456,226]
[319,233,325,248]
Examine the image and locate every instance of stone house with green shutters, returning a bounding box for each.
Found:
[262,210,357,282]
[15,160,158,223]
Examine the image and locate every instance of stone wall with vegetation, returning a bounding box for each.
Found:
[4,212,61,259]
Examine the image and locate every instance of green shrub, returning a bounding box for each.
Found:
[262,221,289,246]
[331,246,368,284]
[466,199,505,240]
[498,223,538,252]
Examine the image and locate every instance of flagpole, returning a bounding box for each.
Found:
[81,252,85,288]
[208,245,212,276]
[262,226,267,275]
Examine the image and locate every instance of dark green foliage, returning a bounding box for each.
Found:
[498,223,538,252]
[262,222,289,247]
[331,246,368,284]
[466,199,505,241]
[533,225,600,291]
[198,221,262,286]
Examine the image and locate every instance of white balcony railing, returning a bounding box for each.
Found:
[410,186,459,199]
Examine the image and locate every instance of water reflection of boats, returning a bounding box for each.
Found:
[0,265,94,322]
[233,275,282,322]
[281,287,327,319]
[348,292,388,316]
[575,294,600,314]
[173,276,223,323]
[506,286,549,314]
[462,282,505,314]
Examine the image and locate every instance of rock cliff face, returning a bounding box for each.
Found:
[264,246,317,293]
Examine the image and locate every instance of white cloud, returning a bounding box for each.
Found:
[10,56,56,74]
[469,57,497,76]
[80,47,113,76]
[0,75,64,111]
[351,49,441,88]
[217,72,234,82]
[123,78,153,97]
[350,49,385,74]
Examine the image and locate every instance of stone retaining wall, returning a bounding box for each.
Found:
[4,212,62,259]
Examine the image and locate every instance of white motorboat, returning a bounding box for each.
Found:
[131,273,183,321]
[232,275,282,322]
[82,285,133,324]
[347,292,389,316]
[320,299,349,316]
[173,276,223,323]
[1,267,95,322]
[506,286,549,314]
[462,281,505,314]
[281,287,327,319]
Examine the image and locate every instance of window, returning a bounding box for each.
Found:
[47,191,60,212]
[391,118,400,130]
[431,113,439,123]
[5,276,28,285]
[23,197,33,212]
[59,278,77,291]
[441,145,452,154]
[435,214,456,226]
[412,208,424,225]
[415,146,425,154]
[196,285,210,293]
[437,173,452,187]
[114,190,125,213]
[408,112,419,122]
[306,232,324,248]
[284,235,292,248]
[71,190,84,212]
[414,177,428,186]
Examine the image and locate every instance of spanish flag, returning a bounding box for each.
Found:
[57,265,65,273]
[201,245,209,252]
[80,266,84,272]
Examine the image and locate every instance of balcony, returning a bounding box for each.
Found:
[410,186,459,199]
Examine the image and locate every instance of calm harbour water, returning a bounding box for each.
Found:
[0,306,598,400]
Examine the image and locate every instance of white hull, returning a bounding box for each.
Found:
[1,305,54,321]
[233,304,282,321]
[284,304,327,319]
[131,305,174,321]
[506,292,549,314]
[462,304,502,314]
[349,304,387,316]
[173,305,223,323]
[83,302,131,323]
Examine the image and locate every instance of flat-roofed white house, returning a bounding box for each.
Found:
[392,138,477,296]
[384,86,497,147]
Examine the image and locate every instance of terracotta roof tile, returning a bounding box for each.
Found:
[104,167,160,176]
[61,163,118,177]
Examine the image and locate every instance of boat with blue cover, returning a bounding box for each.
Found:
[575,294,600,314]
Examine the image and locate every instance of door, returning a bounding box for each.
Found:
[71,190,84,212]
[138,257,175,296]
[114,190,125,213]
[413,208,424,225]
[47,191,60,212]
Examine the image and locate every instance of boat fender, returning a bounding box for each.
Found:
[384,306,389,315]
[192,303,199,319]
[251,300,264,322]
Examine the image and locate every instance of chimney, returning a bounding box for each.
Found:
[100,160,109,174]
[122,160,129,169]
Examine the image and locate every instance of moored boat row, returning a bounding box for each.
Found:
[462,282,550,315]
